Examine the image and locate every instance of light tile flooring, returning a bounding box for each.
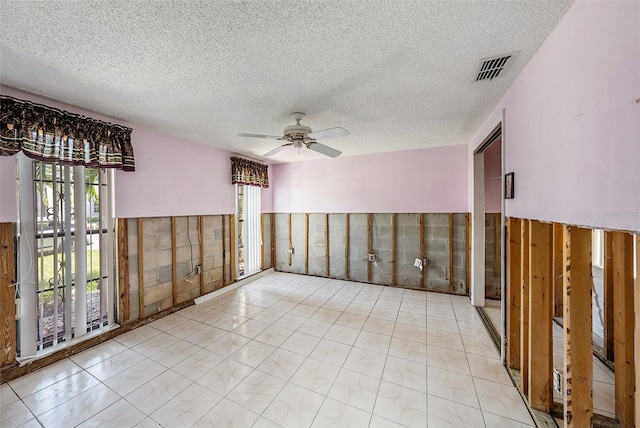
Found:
[1,272,534,428]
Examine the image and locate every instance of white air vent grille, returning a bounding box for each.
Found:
[475,52,518,81]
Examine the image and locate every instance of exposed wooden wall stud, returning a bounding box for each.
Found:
[367,213,372,283]
[222,215,226,286]
[325,214,330,277]
[305,213,309,274]
[603,231,614,360]
[506,217,521,369]
[116,219,130,324]
[635,233,640,428]
[552,222,563,318]
[562,225,593,427]
[271,213,276,269]
[199,216,204,296]
[260,214,265,271]
[137,218,144,318]
[230,214,236,282]
[391,213,397,285]
[466,213,471,290]
[288,213,292,267]
[520,219,530,393]
[1,223,16,366]
[345,214,350,280]
[449,213,454,291]
[171,216,177,305]
[613,231,634,427]
[420,214,425,288]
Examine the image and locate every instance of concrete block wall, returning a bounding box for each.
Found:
[126,218,140,322]
[485,213,501,299]
[141,217,174,315]
[274,212,470,295]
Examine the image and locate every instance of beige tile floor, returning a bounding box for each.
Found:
[1,272,534,428]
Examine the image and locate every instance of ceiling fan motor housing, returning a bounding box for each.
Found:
[283,124,313,143]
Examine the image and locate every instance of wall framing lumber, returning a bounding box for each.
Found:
[0,223,16,366]
[345,214,350,280]
[171,216,177,306]
[612,231,634,427]
[222,215,226,286]
[392,213,397,285]
[466,213,471,290]
[635,234,640,428]
[199,216,205,295]
[527,220,553,412]
[553,222,563,318]
[449,213,454,290]
[603,231,614,360]
[367,213,372,283]
[137,218,145,318]
[260,214,265,272]
[494,214,500,277]
[230,214,236,282]
[420,214,425,288]
[116,219,130,324]
[325,214,330,277]
[288,213,292,267]
[271,213,276,269]
[506,217,521,370]
[562,225,593,427]
[520,219,530,393]
[305,213,309,274]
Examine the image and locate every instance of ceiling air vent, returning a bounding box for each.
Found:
[475,52,518,82]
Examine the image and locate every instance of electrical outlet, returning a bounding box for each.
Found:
[553,367,562,394]
[289,247,295,255]
[368,253,376,262]
[423,258,429,266]
[195,264,202,274]
[15,298,21,320]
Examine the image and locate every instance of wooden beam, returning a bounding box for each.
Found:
[0,223,16,366]
[613,231,634,427]
[171,216,177,306]
[562,225,593,427]
[527,220,553,412]
[520,219,530,393]
[635,233,640,428]
[271,213,276,269]
[137,218,144,318]
[222,215,226,286]
[506,217,521,370]
[391,213,396,285]
[325,214,330,277]
[553,222,564,318]
[420,214,425,288]
[345,214,350,280]
[603,231,614,360]
[288,213,292,267]
[305,213,309,274]
[494,214,500,277]
[466,213,471,291]
[199,216,204,296]
[230,214,236,282]
[449,213,454,290]
[260,214,265,272]
[116,219,130,324]
[367,213,372,283]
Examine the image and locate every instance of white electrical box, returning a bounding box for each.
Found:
[368,253,376,262]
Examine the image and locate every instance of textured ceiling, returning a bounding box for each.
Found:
[0,0,573,163]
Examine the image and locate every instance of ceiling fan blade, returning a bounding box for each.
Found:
[307,127,349,140]
[307,142,342,158]
[237,133,283,140]
[264,143,292,157]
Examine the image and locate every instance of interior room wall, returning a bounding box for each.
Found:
[0,86,241,219]
[272,144,468,214]
[469,0,640,233]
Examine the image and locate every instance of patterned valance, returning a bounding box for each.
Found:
[231,156,269,188]
[0,95,135,171]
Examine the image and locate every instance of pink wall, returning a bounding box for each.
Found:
[0,87,259,218]
[273,144,468,213]
[484,138,502,214]
[470,1,640,232]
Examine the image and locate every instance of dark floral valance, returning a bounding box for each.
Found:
[0,95,135,171]
[231,156,269,188]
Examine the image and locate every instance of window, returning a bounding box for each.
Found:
[17,153,115,357]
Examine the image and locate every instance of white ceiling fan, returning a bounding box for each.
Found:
[238,112,349,158]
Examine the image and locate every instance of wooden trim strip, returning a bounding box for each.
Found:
[552,223,563,318]
[222,215,226,286]
[288,213,292,267]
[260,214,265,271]
[116,219,129,324]
[230,214,236,282]
[0,223,16,366]
[137,218,144,318]
[325,214,330,277]
[466,213,471,290]
[520,219,530,393]
[171,216,177,306]
[271,213,276,269]
[345,214,350,280]
[603,230,614,360]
